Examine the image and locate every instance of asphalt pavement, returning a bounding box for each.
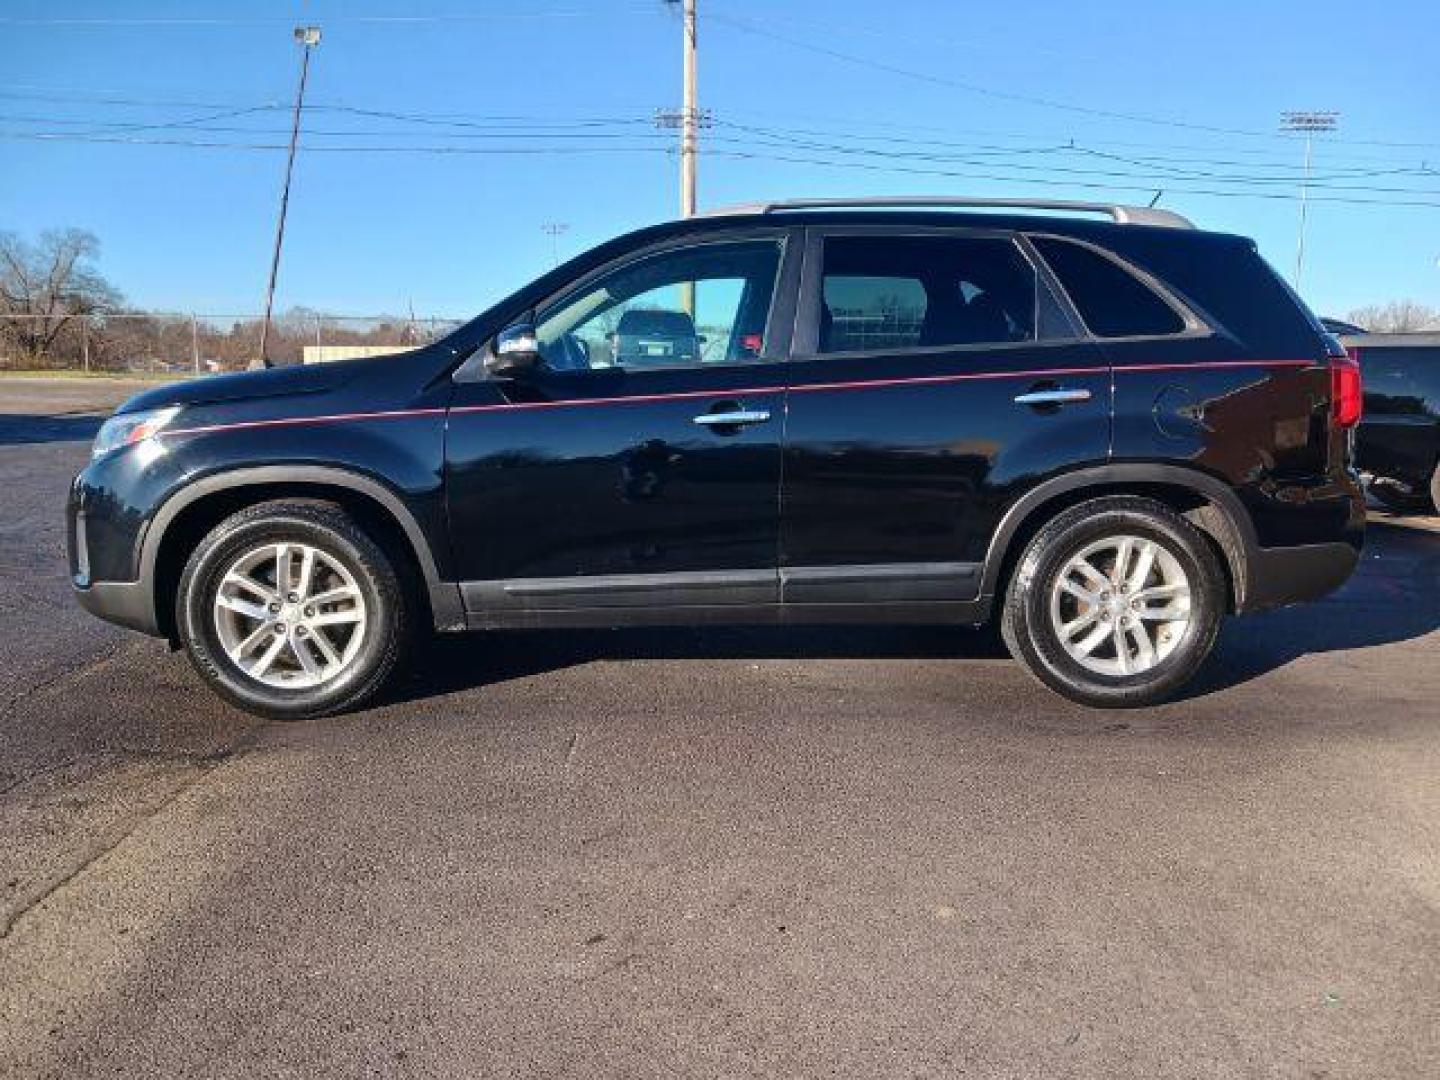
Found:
[1,378,1437,1078]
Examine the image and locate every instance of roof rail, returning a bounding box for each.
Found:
[698,196,1195,229]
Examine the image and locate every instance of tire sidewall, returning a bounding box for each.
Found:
[179,509,399,719]
[1015,504,1223,706]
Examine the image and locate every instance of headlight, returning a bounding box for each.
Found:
[91,406,182,460]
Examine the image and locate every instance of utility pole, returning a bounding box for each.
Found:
[1280,110,1338,295]
[257,26,321,368]
[680,0,698,219]
[541,222,570,266]
[658,1,705,312]
[654,5,708,215]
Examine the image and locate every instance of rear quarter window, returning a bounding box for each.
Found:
[1090,230,1327,357]
[1031,236,1186,338]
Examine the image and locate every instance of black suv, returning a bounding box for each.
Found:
[68,197,1365,718]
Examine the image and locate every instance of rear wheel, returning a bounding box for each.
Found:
[1001,497,1225,708]
[177,501,409,719]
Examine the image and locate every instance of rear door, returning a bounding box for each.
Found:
[780,226,1110,605]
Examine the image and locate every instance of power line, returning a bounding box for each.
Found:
[5,103,1429,180]
[717,122,1440,189]
[0,118,675,142]
[707,9,1282,140]
[5,119,1434,195]
[4,99,1434,196]
[715,116,1437,171]
[702,148,1440,209]
[0,131,679,156]
[701,131,1440,197]
[0,7,659,27]
[6,127,1437,208]
[4,83,1435,163]
[707,8,1440,151]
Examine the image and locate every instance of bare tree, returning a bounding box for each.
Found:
[0,228,122,366]
[1344,300,1440,333]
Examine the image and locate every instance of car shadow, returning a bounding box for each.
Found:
[0,413,104,446]
[384,520,1437,710]
[1181,519,1440,698]
[389,621,1009,706]
[385,521,1440,714]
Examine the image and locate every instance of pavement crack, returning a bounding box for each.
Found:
[0,723,270,942]
[1,640,126,715]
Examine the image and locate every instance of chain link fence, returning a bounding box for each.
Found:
[0,311,466,375]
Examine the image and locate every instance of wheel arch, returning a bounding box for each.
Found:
[144,466,463,641]
[981,464,1259,613]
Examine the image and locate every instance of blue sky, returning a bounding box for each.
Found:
[1,0,1436,320]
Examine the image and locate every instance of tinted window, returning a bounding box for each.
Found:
[1101,232,1319,355]
[1032,237,1185,338]
[536,240,780,371]
[817,236,1036,354]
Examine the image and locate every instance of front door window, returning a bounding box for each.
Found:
[535,241,782,371]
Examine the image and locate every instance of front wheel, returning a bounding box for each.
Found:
[177,500,409,719]
[1001,497,1226,708]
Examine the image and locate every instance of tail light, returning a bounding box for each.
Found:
[1330,348,1363,428]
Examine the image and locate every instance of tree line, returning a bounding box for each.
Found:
[0,228,451,372]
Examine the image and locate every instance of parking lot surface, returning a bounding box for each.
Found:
[2,379,1437,1078]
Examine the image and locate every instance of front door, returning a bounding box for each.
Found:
[446,232,798,618]
[780,227,1111,605]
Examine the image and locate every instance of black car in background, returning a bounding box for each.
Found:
[68,197,1364,719]
[1336,331,1440,514]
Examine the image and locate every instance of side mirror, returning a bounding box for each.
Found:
[485,321,542,377]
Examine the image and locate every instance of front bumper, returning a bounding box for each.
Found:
[68,466,164,638]
[73,579,161,636]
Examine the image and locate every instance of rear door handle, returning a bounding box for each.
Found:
[693,409,771,427]
[1013,388,1093,406]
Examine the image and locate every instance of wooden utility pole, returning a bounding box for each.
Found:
[657,3,706,314]
[680,0,697,220]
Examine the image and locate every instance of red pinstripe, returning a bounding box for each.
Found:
[159,358,1319,438]
[163,406,448,438]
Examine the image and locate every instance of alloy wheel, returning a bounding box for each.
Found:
[1047,534,1193,677]
[212,541,367,689]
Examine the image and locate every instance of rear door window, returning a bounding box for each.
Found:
[816,235,1037,354]
[1031,236,1186,338]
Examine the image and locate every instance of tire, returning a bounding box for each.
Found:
[1432,465,1440,517]
[1369,476,1435,515]
[177,500,409,720]
[1000,496,1225,708]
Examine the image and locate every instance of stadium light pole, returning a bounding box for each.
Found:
[257,26,321,368]
[541,222,570,266]
[1280,110,1338,295]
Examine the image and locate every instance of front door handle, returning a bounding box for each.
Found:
[693,409,771,427]
[1013,388,1093,406]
